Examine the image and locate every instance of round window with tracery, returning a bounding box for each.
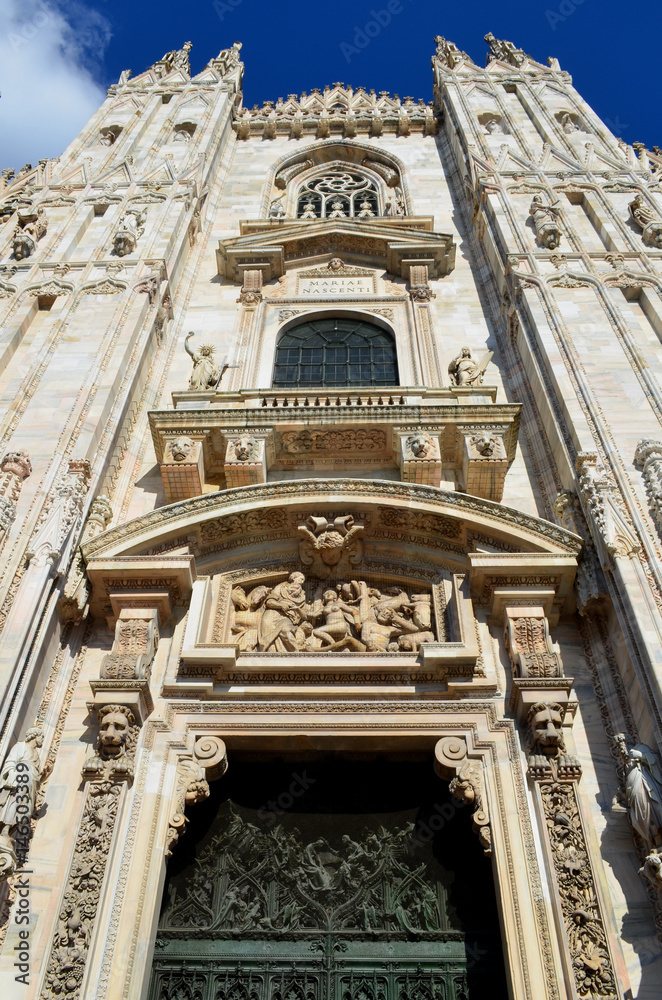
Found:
[297,170,380,220]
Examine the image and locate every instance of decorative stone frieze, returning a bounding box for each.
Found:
[233,85,437,140]
[0,450,31,541]
[634,439,662,537]
[41,780,124,1000]
[150,389,520,499]
[58,495,113,623]
[529,193,563,249]
[434,736,491,856]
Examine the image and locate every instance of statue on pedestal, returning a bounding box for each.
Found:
[0,728,43,879]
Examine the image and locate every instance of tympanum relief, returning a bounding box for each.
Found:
[229,573,436,653]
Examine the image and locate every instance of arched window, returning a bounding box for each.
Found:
[273,317,398,388]
[297,170,380,220]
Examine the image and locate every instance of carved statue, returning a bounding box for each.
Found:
[298,514,364,579]
[184,332,222,390]
[170,436,195,462]
[229,575,435,653]
[615,734,662,849]
[13,207,47,260]
[448,347,491,387]
[112,208,146,256]
[0,728,43,879]
[529,193,562,249]
[269,199,285,219]
[561,113,579,134]
[628,193,662,248]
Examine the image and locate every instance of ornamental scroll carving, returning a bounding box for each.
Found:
[166,737,228,855]
[100,610,159,681]
[434,737,491,856]
[298,514,364,579]
[504,612,564,678]
[229,573,436,653]
[280,429,386,456]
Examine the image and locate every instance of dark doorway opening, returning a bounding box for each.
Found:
[151,757,508,1000]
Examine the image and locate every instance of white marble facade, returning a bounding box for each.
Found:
[0,31,660,1000]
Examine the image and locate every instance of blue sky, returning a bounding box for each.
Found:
[1,0,660,169]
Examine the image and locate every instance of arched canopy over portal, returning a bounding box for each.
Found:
[82,482,580,680]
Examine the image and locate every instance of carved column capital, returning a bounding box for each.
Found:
[434,736,491,856]
[504,605,564,679]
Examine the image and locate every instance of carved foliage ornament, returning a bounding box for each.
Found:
[505,613,564,679]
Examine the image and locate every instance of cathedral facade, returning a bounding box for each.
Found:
[0,30,661,1000]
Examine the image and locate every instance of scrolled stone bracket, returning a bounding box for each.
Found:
[434,736,491,856]
[166,736,228,856]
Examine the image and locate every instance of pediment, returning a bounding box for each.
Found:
[82,481,579,686]
[216,219,455,282]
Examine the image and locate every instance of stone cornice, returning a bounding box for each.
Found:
[81,479,582,561]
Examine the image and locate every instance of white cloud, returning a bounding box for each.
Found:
[0,0,111,171]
